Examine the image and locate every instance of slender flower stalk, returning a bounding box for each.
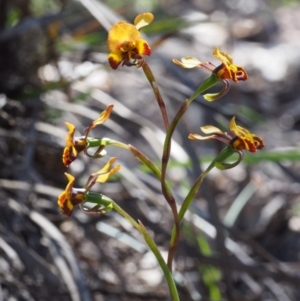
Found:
[161,79,221,267]
[161,100,188,269]
[141,61,169,130]
[168,147,243,265]
[168,117,264,265]
[179,147,242,225]
[139,221,180,301]
[130,144,179,270]
[86,194,180,301]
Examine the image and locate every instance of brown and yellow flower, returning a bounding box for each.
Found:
[189,117,264,153]
[57,173,86,217]
[213,48,248,82]
[62,105,114,167]
[107,12,154,69]
[229,117,264,152]
[58,157,121,217]
[173,47,248,83]
[62,123,87,167]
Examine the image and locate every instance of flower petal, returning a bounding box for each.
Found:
[229,117,264,152]
[253,136,264,150]
[65,122,76,146]
[213,47,233,65]
[91,157,121,183]
[108,51,123,69]
[134,12,154,30]
[203,80,230,102]
[96,157,117,174]
[173,57,202,69]
[62,146,76,167]
[107,21,141,52]
[135,39,151,56]
[231,137,256,152]
[57,173,75,217]
[57,191,74,217]
[63,122,78,167]
[91,105,114,128]
[96,165,121,183]
[200,125,224,135]
[229,117,251,137]
[235,66,248,81]
[188,133,217,140]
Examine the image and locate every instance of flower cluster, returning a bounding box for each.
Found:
[58,12,264,218]
[56,13,266,299]
[58,105,121,217]
[58,13,264,241]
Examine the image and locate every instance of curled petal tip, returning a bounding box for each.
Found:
[203,79,230,102]
[134,12,154,30]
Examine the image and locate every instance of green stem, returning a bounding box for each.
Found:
[129,145,174,199]
[97,195,180,301]
[87,138,130,149]
[111,200,141,230]
[130,144,180,270]
[161,75,219,268]
[161,100,189,269]
[170,147,236,245]
[142,60,169,130]
[139,221,180,301]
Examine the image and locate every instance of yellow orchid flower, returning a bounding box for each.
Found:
[107,12,154,69]
[189,117,264,153]
[173,47,248,83]
[62,123,87,167]
[62,105,114,167]
[229,117,264,152]
[58,158,121,217]
[213,48,248,82]
[57,173,86,217]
